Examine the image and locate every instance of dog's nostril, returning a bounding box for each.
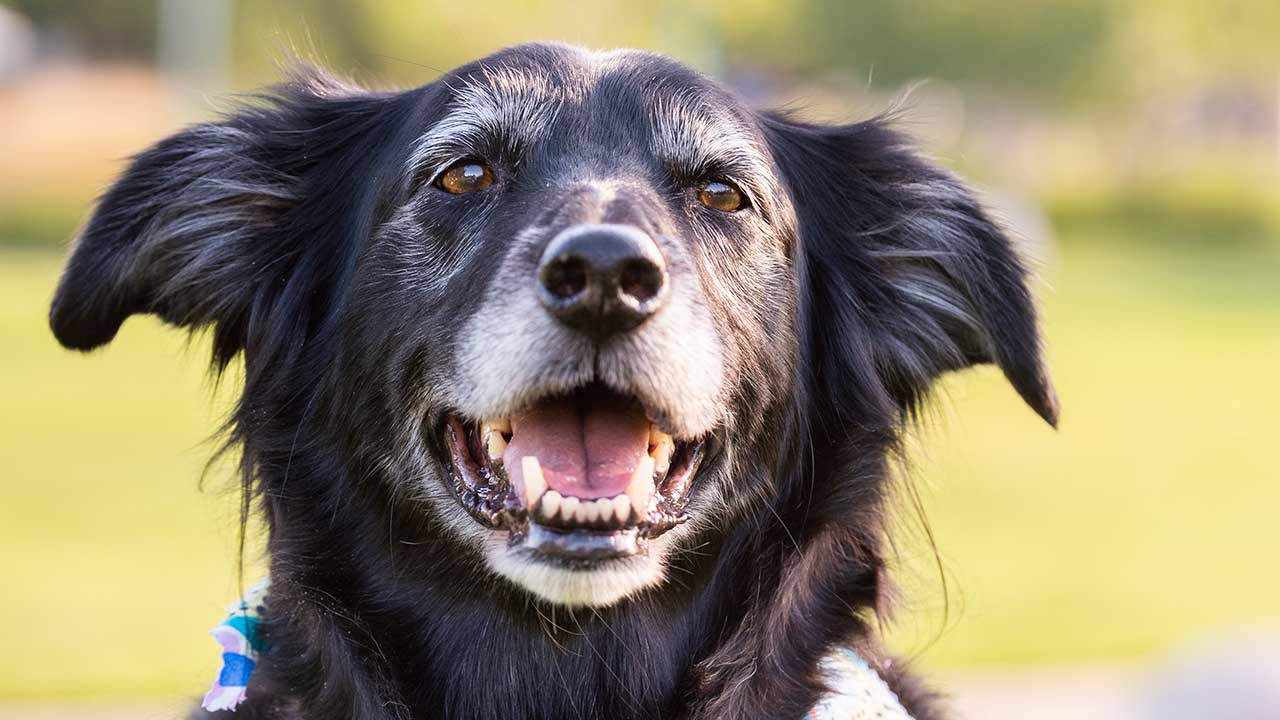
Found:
[618,258,663,303]
[541,255,589,301]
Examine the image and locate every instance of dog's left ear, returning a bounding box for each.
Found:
[764,114,1058,427]
[50,69,400,365]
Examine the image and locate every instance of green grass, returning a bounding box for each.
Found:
[0,249,252,699]
[1,233,1278,699]
[887,236,1280,667]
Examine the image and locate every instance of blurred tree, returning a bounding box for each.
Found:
[760,0,1115,103]
[10,0,157,59]
[231,0,378,81]
[1112,0,1280,93]
[10,0,1280,109]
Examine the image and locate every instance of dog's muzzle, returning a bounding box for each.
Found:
[436,223,714,565]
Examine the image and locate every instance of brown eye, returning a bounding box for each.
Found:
[436,160,495,194]
[697,180,744,212]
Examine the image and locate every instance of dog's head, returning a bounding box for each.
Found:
[51,43,1055,608]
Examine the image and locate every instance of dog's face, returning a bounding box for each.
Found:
[350,47,798,605]
[50,44,1056,609]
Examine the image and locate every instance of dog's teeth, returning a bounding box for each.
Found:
[611,495,631,524]
[559,495,580,523]
[521,456,546,509]
[627,455,656,518]
[593,498,614,524]
[539,490,562,521]
[486,429,508,463]
[651,436,674,477]
[481,420,509,462]
[582,498,601,523]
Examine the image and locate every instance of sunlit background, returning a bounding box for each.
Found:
[1,1,1278,718]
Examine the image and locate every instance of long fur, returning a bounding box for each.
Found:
[49,43,1055,720]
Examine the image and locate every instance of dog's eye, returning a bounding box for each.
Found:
[697,180,744,212]
[436,160,495,194]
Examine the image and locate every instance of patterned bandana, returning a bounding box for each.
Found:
[202,579,270,712]
[202,579,913,718]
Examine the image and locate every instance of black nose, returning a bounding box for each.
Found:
[538,224,667,339]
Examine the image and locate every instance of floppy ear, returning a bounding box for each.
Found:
[50,71,398,365]
[764,114,1058,427]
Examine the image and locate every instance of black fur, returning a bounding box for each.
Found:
[50,43,1054,720]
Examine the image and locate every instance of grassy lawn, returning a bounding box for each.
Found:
[890,236,1280,667]
[1,234,1278,699]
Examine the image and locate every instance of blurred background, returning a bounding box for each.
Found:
[1,1,1277,718]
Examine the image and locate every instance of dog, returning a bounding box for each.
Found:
[50,42,1056,719]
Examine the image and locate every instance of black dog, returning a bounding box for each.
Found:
[50,43,1056,719]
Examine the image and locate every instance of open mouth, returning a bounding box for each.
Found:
[441,384,705,563]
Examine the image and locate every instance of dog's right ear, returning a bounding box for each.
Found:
[763,113,1058,427]
[50,70,398,361]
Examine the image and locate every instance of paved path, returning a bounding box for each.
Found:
[945,665,1137,720]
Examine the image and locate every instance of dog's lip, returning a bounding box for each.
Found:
[435,390,709,552]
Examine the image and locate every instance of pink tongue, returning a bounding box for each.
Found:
[504,394,651,501]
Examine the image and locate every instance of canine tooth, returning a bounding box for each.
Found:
[611,495,631,524]
[521,456,546,509]
[651,436,674,477]
[489,417,512,434]
[583,499,601,523]
[627,455,655,517]
[540,490,562,521]
[559,495,580,523]
[486,430,508,462]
